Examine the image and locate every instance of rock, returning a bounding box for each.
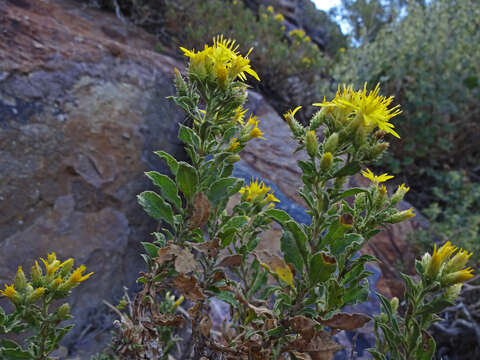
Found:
[0,0,185,357]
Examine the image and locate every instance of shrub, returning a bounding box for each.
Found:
[106,36,474,359]
[332,0,480,183]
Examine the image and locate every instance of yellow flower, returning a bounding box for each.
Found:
[228,137,240,152]
[41,254,63,276]
[265,193,280,203]
[68,265,94,285]
[28,287,46,303]
[389,208,416,223]
[443,268,474,286]
[313,83,402,138]
[173,295,185,310]
[361,168,394,183]
[289,29,306,38]
[245,115,265,140]
[274,13,284,22]
[445,249,473,273]
[267,5,274,13]
[284,106,302,119]
[180,35,259,84]
[426,241,457,279]
[239,178,279,206]
[233,106,248,124]
[0,284,17,300]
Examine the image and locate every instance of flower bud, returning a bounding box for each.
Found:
[390,297,399,313]
[375,185,388,209]
[320,152,333,172]
[324,133,339,153]
[441,268,474,287]
[305,130,318,158]
[60,258,74,278]
[369,142,389,159]
[14,266,27,292]
[309,109,326,130]
[57,303,71,320]
[283,107,305,137]
[389,208,415,223]
[353,125,366,148]
[31,261,43,287]
[226,154,241,164]
[28,287,46,304]
[391,184,410,206]
[354,192,366,210]
[173,68,188,97]
[444,283,463,302]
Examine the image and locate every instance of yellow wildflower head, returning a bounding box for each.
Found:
[240,178,279,206]
[445,249,473,273]
[180,35,259,85]
[426,241,457,279]
[233,106,248,124]
[244,115,265,140]
[228,137,240,152]
[289,29,306,39]
[0,284,17,300]
[313,83,402,138]
[267,5,274,13]
[442,268,474,286]
[68,265,94,285]
[361,168,394,184]
[274,13,284,22]
[28,287,46,303]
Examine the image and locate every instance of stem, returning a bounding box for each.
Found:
[37,299,50,360]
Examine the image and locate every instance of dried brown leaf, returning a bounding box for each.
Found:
[199,314,212,337]
[172,274,205,301]
[188,192,211,230]
[152,313,186,328]
[192,237,220,258]
[289,315,316,342]
[218,254,242,267]
[172,245,198,274]
[318,312,371,331]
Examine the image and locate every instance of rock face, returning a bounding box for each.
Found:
[0,0,185,357]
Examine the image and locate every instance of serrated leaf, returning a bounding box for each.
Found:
[145,171,182,209]
[264,208,293,224]
[141,242,160,258]
[154,150,179,175]
[334,161,361,177]
[310,251,337,285]
[176,162,198,201]
[281,231,304,272]
[215,291,238,307]
[138,191,174,226]
[207,177,243,205]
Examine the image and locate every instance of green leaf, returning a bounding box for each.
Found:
[336,188,368,200]
[141,242,160,258]
[215,291,238,307]
[178,124,201,148]
[152,232,167,247]
[154,150,179,175]
[222,216,249,230]
[264,209,293,224]
[176,162,198,201]
[334,161,361,177]
[280,231,304,272]
[284,221,307,249]
[368,350,387,360]
[310,251,337,285]
[137,191,174,226]
[415,331,436,360]
[207,177,243,205]
[0,339,21,349]
[417,297,453,316]
[145,171,182,209]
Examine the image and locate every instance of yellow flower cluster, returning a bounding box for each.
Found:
[361,168,394,183]
[239,178,280,206]
[424,241,474,285]
[314,83,402,138]
[180,35,259,87]
[0,252,93,306]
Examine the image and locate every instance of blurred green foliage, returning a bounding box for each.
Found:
[413,171,480,269]
[333,0,480,182]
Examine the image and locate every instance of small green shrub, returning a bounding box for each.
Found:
[333,0,480,181]
[413,171,480,269]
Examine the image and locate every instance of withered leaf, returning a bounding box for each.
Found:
[188,192,211,230]
[218,254,242,267]
[289,315,316,342]
[199,314,212,337]
[172,245,198,274]
[192,237,220,258]
[153,313,186,328]
[155,246,174,265]
[254,250,295,288]
[289,331,343,360]
[318,312,371,331]
[172,274,205,301]
[247,303,274,318]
